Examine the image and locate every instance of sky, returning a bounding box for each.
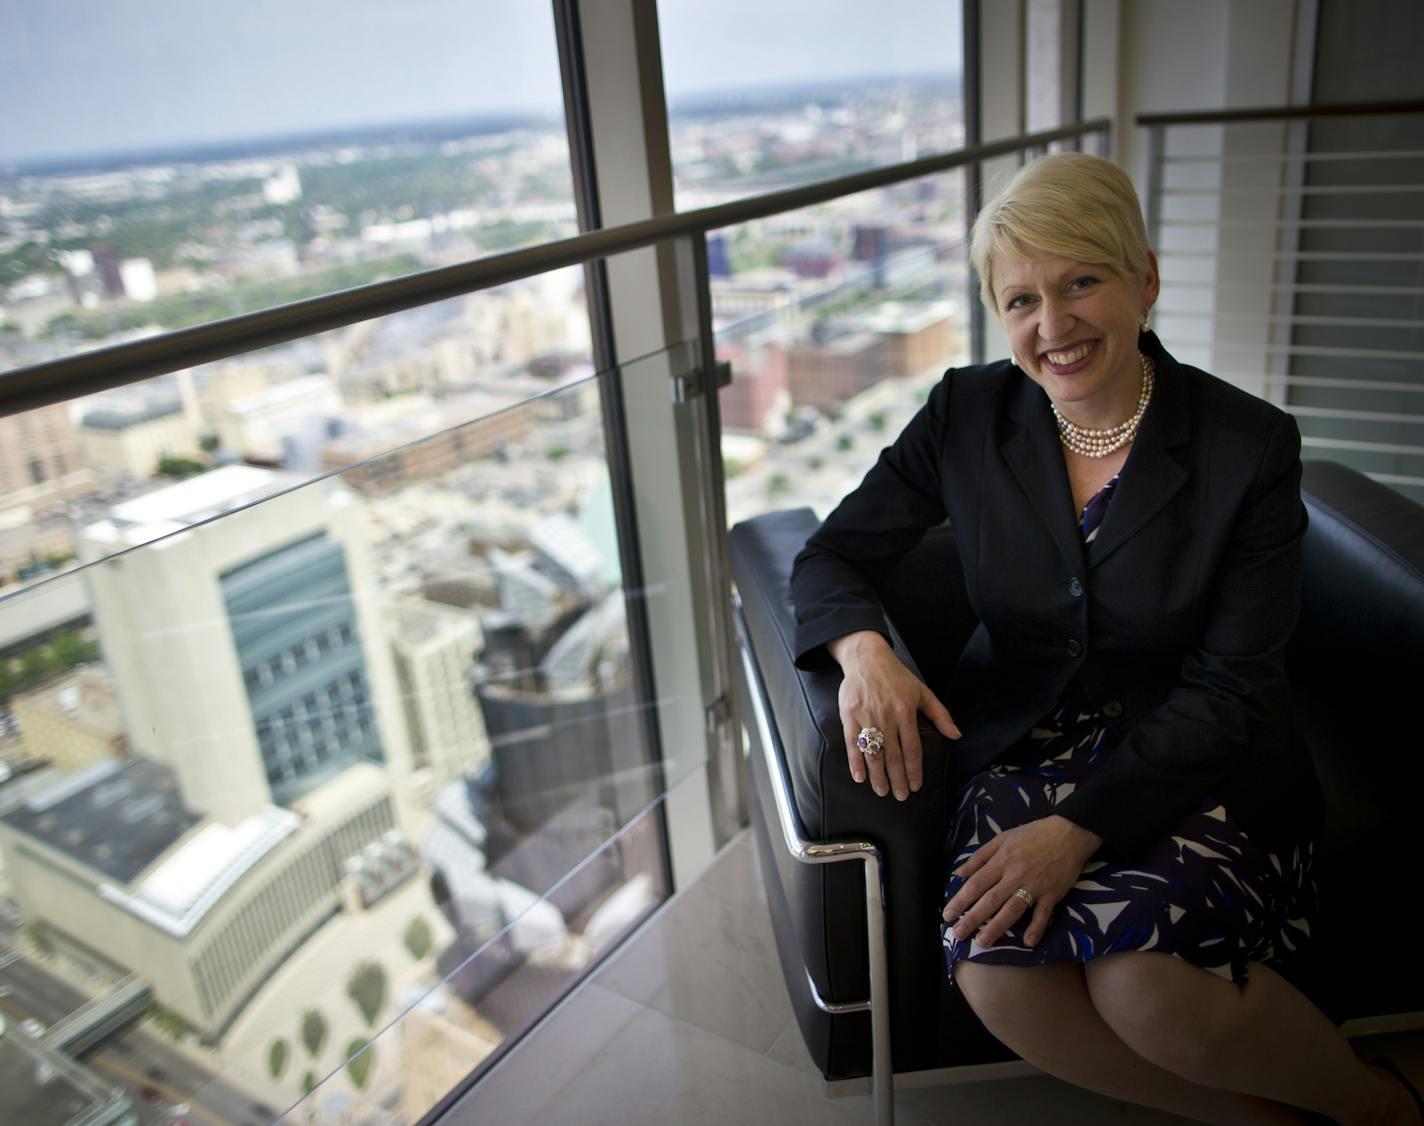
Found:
[0,0,962,164]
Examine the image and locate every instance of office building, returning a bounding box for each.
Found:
[320,394,532,494]
[77,399,201,478]
[389,595,491,791]
[78,465,411,821]
[0,758,401,1040]
[212,374,344,467]
[0,405,96,517]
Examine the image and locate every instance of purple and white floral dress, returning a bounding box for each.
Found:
[942,476,1318,984]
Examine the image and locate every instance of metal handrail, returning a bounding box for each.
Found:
[732,596,894,1126]
[1136,98,1424,128]
[0,117,1109,418]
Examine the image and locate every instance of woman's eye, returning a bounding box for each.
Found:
[1069,276,1099,291]
[1005,294,1032,310]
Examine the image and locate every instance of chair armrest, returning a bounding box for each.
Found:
[729,509,951,840]
[730,509,963,1073]
[1290,461,1424,1021]
[1293,460,1424,700]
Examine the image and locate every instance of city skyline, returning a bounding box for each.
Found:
[1,0,961,165]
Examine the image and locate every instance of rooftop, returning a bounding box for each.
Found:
[101,805,299,937]
[0,757,200,885]
[81,463,302,549]
[225,373,340,417]
[107,464,290,527]
[79,398,183,431]
[13,665,125,742]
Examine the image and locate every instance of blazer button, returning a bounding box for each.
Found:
[1066,639,1082,657]
[1068,577,1083,597]
[1102,699,1123,718]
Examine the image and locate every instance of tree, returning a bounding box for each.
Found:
[268,1038,289,1080]
[49,631,88,668]
[867,410,887,432]
[346,1039,374,1090]
[403,916,433,961]
[766,473,791,499]
[836,434,855,452]
[300,1008,328,1058]
[301,1071,317,1096]
[145,1000,188,1040]
[346,961,387,1028]
[545,444,570,462]
[18,647,53,688]
[198,433,220,453]
[155,456,206,479]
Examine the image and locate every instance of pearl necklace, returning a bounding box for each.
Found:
[1052,353,1155,459]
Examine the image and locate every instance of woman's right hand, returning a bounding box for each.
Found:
[828,630,961,801]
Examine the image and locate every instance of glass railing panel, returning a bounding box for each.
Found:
[0,268,593,591]
[2,5,574,366]
[0,364,670,1123]
[658,1,965,207]
[284,805,666,1124]
[713,170,973,524]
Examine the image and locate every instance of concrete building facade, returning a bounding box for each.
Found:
[389,596,491,791]
[77,401,201,478]
[78,465,412,822]
[0,758,399,1041]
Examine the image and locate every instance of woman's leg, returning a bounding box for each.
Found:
[954,960,1309,1125]
[1085,952,1418,1125]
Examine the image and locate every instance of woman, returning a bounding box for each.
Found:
[790,153,1422,1125]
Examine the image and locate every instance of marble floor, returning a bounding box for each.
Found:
[445,831,1424,1126]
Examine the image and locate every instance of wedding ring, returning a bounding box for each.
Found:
[1011,887,1036,909]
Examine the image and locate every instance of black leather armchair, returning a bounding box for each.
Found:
[730,460,1424,1123]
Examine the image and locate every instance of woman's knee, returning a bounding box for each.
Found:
[1085,953,1238,1079]
[955,962,1072,1043]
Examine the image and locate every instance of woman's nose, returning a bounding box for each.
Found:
[1038,297,1073,341]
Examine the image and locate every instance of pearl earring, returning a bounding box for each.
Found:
[1140,311,1151,332]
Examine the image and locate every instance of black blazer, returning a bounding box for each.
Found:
[791,332,1323,860]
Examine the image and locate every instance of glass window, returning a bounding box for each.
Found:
[0,331,669,1124]
[659,0,964,206]
[0,2,573,368]
[714,168,973,524]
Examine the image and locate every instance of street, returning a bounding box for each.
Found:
[0,932,283,1125]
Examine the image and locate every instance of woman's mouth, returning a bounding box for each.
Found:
[1039,339,1099,374]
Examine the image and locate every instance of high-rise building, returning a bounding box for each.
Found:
[389,596,491,791]
[0,403,79,496]
[78,465,411,822]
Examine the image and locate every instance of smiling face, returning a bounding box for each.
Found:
[994,247,1160,429]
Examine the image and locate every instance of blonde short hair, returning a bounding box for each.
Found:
[970,153,1151,315]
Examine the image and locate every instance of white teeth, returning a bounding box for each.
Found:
[1046,343,1092,365]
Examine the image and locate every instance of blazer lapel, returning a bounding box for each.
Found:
[1086,337,1192,568]
[1001,374,1087,575]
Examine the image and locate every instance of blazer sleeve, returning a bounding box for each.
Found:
[790,373,952,669]
[1055,411,1307,859]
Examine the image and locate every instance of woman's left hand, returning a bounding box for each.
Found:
[942,815,1103,948]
